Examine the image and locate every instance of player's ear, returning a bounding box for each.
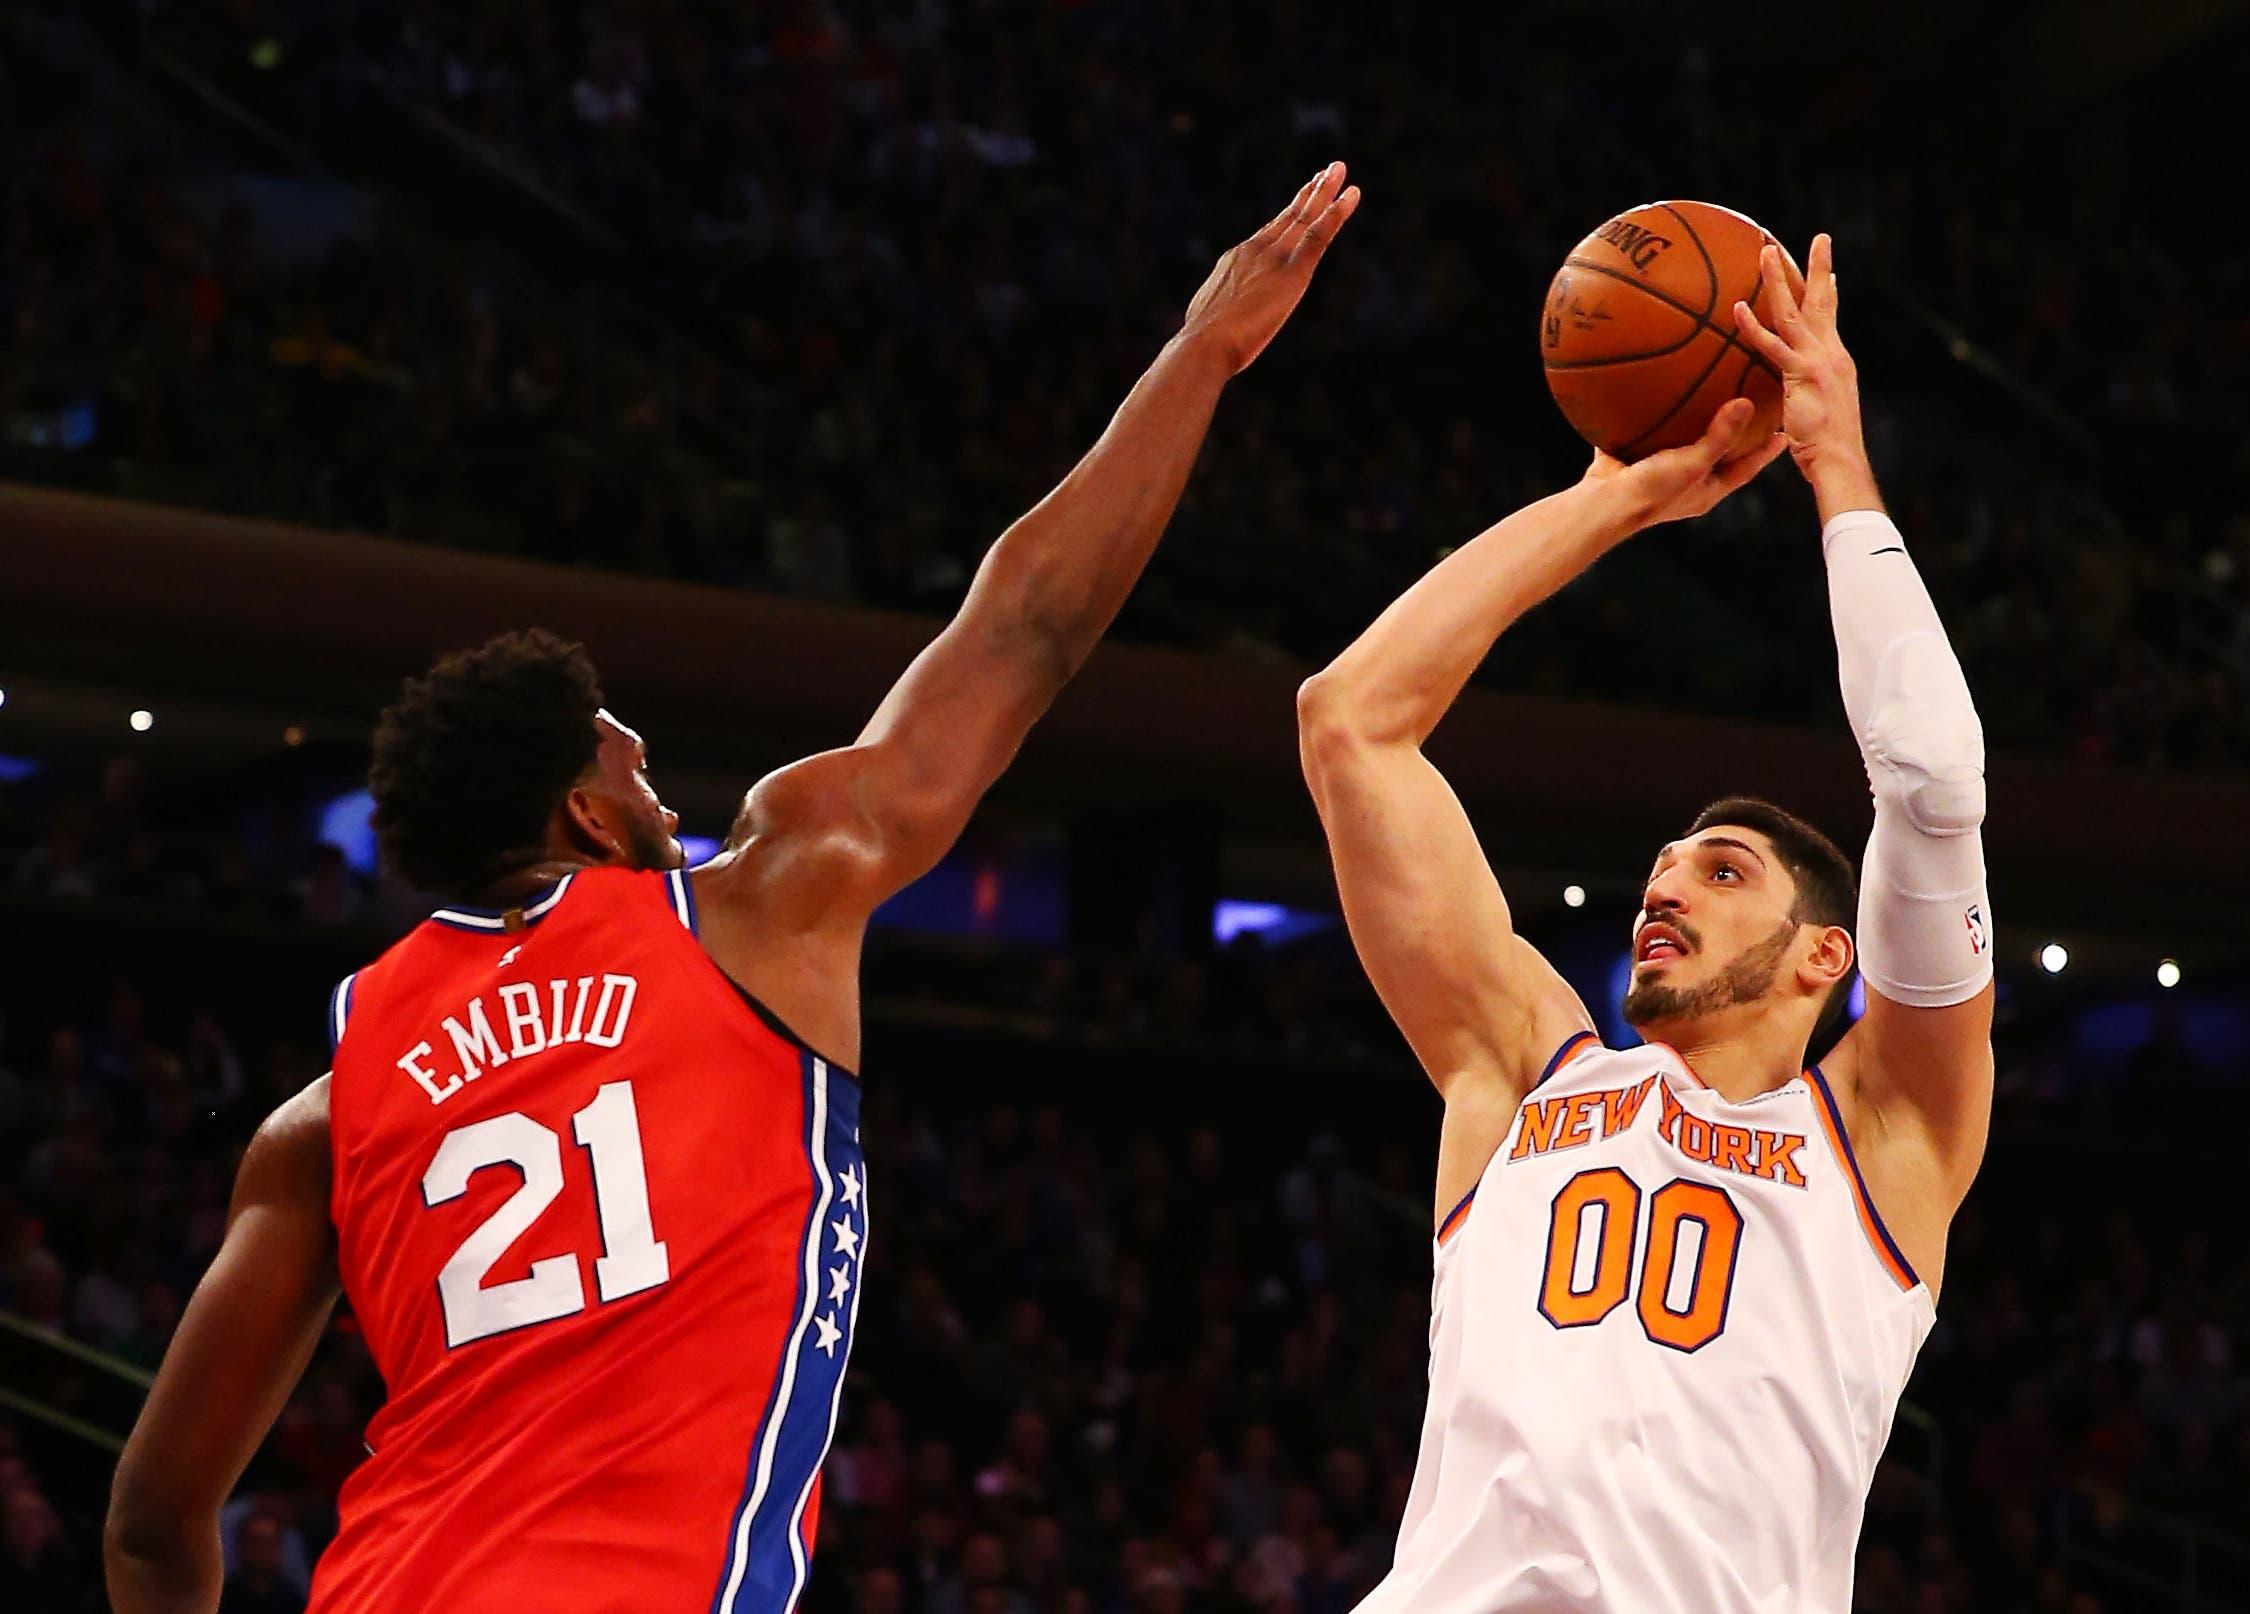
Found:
[1803,924,1855,993]
[560,782,627,864]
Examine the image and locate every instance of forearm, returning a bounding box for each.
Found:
[964,329,1234,684]
[1826,506,1993,1006]
[1803,446,1886,527]
[107,1084,335,1614]
[1304,476,1642,745]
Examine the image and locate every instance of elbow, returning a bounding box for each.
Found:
[1298,670,1419,779]
[105,1462,192,1576]
[1295,669,1349,735]
[1867,747,1985,839]
[1865,724,1986,838]
[1295,672,1367,784]
[104,1485,159,1568]
[104,1505,179,1588]
[1861,637,1986,835]
[104,1497,216,1609]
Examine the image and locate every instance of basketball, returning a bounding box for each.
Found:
[1541,200,1805,461]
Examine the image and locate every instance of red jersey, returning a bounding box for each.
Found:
[311,866,865,1614]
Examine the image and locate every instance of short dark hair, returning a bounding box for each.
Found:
[1687,795,1859,1049]
[369,630,605,896]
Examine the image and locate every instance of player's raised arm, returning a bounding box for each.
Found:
[709,167,1359,912]
[1299,408,1783,1208]
[1734,236,1997,1210]
[107,1080,340,1614]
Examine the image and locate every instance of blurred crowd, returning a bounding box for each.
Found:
[2,2,2245,769]
[3,871,2246,1611]
[0,757,388,934]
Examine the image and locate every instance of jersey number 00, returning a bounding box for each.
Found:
[1538,1167,1742,1352]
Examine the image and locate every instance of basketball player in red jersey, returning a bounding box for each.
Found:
[105,164,1361,1614]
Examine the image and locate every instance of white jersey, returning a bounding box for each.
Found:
[1360,1034,1934,1614]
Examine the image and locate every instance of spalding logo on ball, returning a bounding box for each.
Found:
[1542,200,1804,462]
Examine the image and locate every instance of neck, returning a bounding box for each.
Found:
[1642,1009,1811,1102]
[463,854,593,909]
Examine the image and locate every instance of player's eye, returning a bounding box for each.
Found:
[1712,862,1739,882]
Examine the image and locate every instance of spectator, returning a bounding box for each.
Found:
[0,1478,80,1612]
[218,1509,304,1614]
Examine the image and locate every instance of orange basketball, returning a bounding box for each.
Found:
[1540,200,1804,461]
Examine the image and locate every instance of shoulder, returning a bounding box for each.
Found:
[700,753,893,926]
[260,1074,331,1144]
[233,1076,334,1220]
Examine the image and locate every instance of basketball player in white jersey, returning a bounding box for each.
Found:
[1298,234,1994,1612]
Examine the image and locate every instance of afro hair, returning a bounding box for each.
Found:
[368,629,605,896]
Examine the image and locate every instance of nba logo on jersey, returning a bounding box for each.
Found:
[1963,903,1986,956]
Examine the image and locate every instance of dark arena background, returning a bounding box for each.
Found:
[4,1,2249,1610]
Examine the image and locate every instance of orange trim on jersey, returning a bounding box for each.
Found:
[1438,1034,1601,1244]
[1805,1068,1920,1292]
[1436,1190,1476,1247]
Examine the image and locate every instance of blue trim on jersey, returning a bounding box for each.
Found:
[778,1068,863,1596]
[328,973,357,1057]
[1531,1030,1599,1091]
[667,867,699,934]
[709,1056,867,1614]
[1437,1186,1476,1243]
[1805,1065,1922,1290]
[429,874,576,932]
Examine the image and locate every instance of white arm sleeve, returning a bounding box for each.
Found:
[1825,509,1994,1008]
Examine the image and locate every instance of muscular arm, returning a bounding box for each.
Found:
[1737,238,1995,1279]
[108,1079,339,1614]
[1300,408,1779,1220]
[730,323,1242,900]
[1819,493,1995,1206]
[693,169,1358,1058]
[1298,479,1632,1100]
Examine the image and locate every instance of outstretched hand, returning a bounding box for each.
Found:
[1585,397,1787,531]
[1181,162,1362,374]
[1731,233,1870,493]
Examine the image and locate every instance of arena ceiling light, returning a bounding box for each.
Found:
[2157,959,2182,989]
[2037,942,2069,974]
[1563,884,1587,908]
[129,709,154,733]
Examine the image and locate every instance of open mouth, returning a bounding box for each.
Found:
[1634,924,1689,965]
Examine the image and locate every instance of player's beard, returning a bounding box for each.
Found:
[1622,917,1798,1029]
[622,814,684,872]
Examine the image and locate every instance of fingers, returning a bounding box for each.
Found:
[1804,232,1838,323]
[1290,183,1362,264]
[1255,170,1325,243]
[1731,296,1794,370]
[1714,431,1788,494]
[1277,162,1349,255]
[1694,397,1755,464]
[1757,243,1805,339]
[1634,398,1751,485]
